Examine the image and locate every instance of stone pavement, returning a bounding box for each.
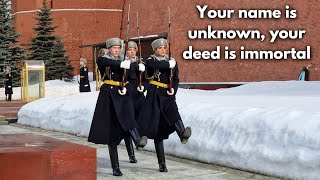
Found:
[0,124,280,180]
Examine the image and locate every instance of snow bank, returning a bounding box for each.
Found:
[18,81,320,179]
[0,73,95,101]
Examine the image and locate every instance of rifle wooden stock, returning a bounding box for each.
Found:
[122,43,128,91]
[138,44,142,63]
[137,43,143,89]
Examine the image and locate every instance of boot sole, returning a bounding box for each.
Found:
[137,136,147,148]
[160,169,168,172]
[129,157,137,163]
[181,127,192,144]
[159,164,168,172]
[113,169,123,176]
[113,173,123,176]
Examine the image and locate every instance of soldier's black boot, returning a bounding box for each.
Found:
[129,128,147,148]
[124,136,137,163]
[5,95,8,101]
[174,120,192,144]
[8,94,12,101]
[108,144,123,176]
[155,140,168,172]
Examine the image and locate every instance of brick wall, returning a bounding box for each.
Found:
[121,0,320,82]
[11,0,319,81]
[11,0,37,12]
[11,0,124,74]
[51,0,123,9]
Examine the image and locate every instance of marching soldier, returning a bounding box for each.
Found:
[4,66,13,101]
[123,41,146,163]
[139,38,191,172]
[79,58,91,92]
[88,38,147,176]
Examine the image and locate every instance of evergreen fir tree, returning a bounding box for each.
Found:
[0,0,26,87]
[9,26,27,86]
[65,61,74,82]
[29,0,57,80]
[30,0,74,81]
[0,0,12,87]
[51,38,74,81]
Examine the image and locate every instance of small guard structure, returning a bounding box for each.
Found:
[20,60,45,101]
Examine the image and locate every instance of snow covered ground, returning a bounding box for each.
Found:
[0,73,95,101]
[17,80,320,179]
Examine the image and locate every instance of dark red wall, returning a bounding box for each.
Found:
[11,0,320,82]
[11,0,125,73]
[121,0,320,82]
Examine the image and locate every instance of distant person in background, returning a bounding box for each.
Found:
[4,66,13,101]
[298,64,312,81]
[79,58,91,92]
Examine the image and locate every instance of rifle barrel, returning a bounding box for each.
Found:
[168,7,173,92]
[137,12,143,88]
[122,4,131,90]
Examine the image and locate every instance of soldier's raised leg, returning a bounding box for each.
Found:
[174,120,192,144]
[129,128,147,148]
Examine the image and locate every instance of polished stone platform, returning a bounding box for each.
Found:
[0,133,96,180]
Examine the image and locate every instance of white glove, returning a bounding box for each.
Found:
[118,87,127,95]
[137,85,144,92]
[8,86,11,88]
[138,63,145,72]
[169,60,176,68]
[84,84,89,87]
[167,88,175,95]
[120,61,131,69]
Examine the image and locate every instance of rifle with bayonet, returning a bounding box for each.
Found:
[136,12,143,89]
[121,4,131,91]
[168,7,173,93]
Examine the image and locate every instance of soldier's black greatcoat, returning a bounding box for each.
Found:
[88,56,138,145]
[138,56,181,140]
[79,66,91,92]
[5,74,13,95]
